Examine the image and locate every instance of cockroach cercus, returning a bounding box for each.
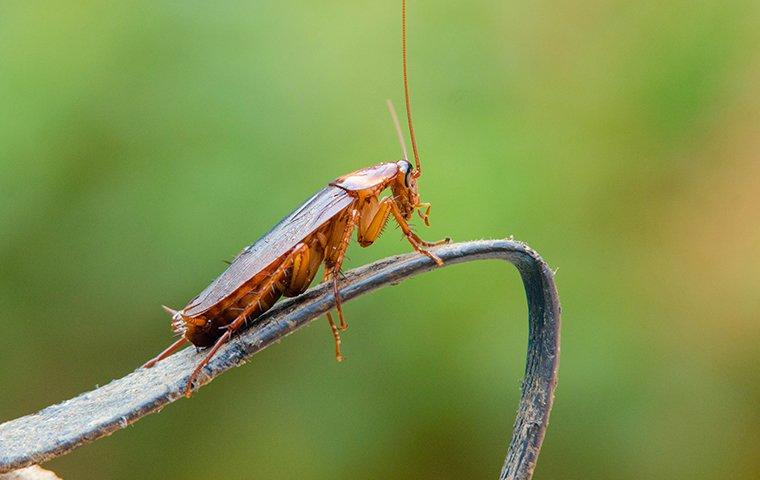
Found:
[143,0,450,396]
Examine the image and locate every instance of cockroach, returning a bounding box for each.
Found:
[143,0,449,396]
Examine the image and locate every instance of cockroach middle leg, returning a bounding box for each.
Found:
[321,207,359,361]
[184,242,308,397]
[326,208,359,332]
[323,270,344,362]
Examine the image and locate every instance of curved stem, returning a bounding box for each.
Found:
[0,239,561,479]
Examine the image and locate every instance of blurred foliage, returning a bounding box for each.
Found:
[1,0,759,478]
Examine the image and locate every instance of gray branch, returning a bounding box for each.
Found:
[0,239,561,480]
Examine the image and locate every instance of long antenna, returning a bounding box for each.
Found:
[402,0,422,176]
[387,99,410,163]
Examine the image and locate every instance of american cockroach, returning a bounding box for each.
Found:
[143,0,449,396]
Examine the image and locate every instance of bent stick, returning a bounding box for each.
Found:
[0,239,561,480]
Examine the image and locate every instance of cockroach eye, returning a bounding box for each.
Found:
[399,161,413,188]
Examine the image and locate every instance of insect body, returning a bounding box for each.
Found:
[143,0,447,396]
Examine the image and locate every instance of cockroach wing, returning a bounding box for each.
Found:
[331,162,399,191]
[184,186,353,316]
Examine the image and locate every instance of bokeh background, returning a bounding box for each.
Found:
[1,0,758,478]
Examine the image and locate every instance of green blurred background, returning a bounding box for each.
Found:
[1,0,758,478]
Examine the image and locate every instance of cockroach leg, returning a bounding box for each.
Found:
[322,268,344,359]
[397,217,450,248]
[325,309,344,362]
[358,196,445,263]
[416,235,451,248]
[413,243,443,266]
[322,270,344,360]
[357,196,392,248]
[184,243,308,396]
[185,329,231,396]
[319,209,360,360]
[283,242,319,297]
[328,208,359,332]
[143,336,188,368]
[332,269,348,332]
[385,200,446,265]
[416,202,432,226]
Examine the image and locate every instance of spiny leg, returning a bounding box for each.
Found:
[184,243,307,397]
[359,196,448,265]
[357,195,391,247]
[390,202,445,265]
[399,209,450,247]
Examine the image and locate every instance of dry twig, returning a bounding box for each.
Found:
[0,239,560,480]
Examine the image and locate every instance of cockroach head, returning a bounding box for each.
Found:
[392,159,420,220]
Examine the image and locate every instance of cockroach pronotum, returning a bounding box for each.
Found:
[143,0,450,396]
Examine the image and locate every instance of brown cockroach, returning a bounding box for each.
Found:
[143,0,449,396]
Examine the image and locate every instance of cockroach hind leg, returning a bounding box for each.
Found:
[142,336,188,369]
[184,330,233,397]
[183,368,201,397]
[184,378,196,398]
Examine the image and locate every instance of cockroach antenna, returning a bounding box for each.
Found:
[386,99,410,164]
[402,0,422,177]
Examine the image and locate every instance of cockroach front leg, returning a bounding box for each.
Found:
[359,197,448,265]
[416,202,432,226]
[184,242,307,397]
[390,202,450,262]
